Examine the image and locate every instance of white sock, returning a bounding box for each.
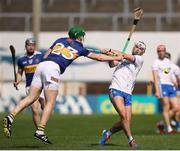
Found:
[128,136,133,142]
[167,125,173,132]
[36,130,45,135]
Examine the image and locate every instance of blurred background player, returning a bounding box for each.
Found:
[156,52,180,133]
[152,45,180,133]
[99,41,146,149]
[13,38,45,128]
[3,26,123,144]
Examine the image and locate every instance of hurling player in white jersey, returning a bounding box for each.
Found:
[99,41,146,149]
[156,52,180,133]
[165,52,180,132]
[152,45,180,134]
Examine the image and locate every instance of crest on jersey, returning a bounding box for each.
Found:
[163,67,171,74]
[28,59,33,64]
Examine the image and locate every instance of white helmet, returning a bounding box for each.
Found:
[136,41,146,51]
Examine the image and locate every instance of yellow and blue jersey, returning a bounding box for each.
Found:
[45,38,90,74]
[17,51,43,87]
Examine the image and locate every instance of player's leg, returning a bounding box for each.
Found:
[39,91,46,110]
[34,61,60,144]
[99,96,126,146]
[3,62,44,138]
[110,121,123,134]
[3,86,41,138]
[169,96,180,131]
[31,89,46,128]
[99,120,123,145]
[34,85,58,144]
[124,105,138,148]
[99,89,123,145]
[31,99,41,128]
[111,96,138,148]
[161,97,173,133]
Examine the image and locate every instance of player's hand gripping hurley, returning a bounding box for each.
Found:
[122,7,143,53]
[9,45,18,90]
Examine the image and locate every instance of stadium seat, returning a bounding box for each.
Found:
[85,0,124,13]
[41,17,69,31]
[129,0,166,13]
[161,17,180,31]
[43,0,80,13]
[172,0,180,12]
[0,17,25,31]
[77,17,113,31]
[0,0,32,12]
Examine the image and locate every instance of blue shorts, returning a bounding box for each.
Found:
[160,84,176,98]
[109,88,132,106]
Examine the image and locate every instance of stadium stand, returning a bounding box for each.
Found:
[0,0,32,12]
[129,0,166,13]
[0,0,180,31]
[85,0,124,13]
[43,0,80,13]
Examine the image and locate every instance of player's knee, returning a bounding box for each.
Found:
[120,114,126,121]
[31,105,39,114]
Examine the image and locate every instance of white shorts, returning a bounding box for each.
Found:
[31,61,61,90]
[26,86,44,99]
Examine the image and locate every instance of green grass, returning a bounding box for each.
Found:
[0,113,180,150]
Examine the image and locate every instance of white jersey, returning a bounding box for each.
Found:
[170,63,180,83]
[109,55,144,94]
[152,58,180,85]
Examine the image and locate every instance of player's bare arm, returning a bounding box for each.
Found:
[13,68,23,88]
[43,48,52,59]
[101,48,123,57]
[87,52,123,62]
[108,53,135,68]
[152,70,161,99]
[122,53,135,62]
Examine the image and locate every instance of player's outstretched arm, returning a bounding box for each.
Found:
[43,48,52,59]
[122,53,135,62]
[87,52,123,62]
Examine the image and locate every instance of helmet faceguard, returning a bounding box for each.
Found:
[135,41,146,51]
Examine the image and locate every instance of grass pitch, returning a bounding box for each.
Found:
[0,113,180,150]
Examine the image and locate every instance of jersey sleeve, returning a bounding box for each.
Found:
[81,47,90,56]
[152,60,158,71]
[173,64,180,76]
[134,55,144,66]
[17,58,23,69]
[39,53,44,61]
